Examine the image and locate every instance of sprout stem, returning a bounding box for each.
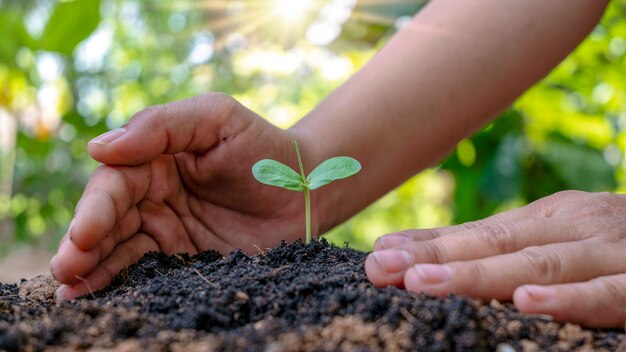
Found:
[304,187,311,244]
[293,140,312,243]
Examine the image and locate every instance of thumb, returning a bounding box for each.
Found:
[88,93,251,165]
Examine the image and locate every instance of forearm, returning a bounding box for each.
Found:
[289,0,608,232]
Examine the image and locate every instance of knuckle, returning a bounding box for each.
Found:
[208,91,234,103]
[519,246,563,282]
[136,104,165,122]
[115,168,137,203]
[553,190,587,199]
[208,92,239,116]
[92,164,108,175]
[407,229,439,241]
[134,104,167,132]
[456,221,482,232]
[595,276,626,307]
[457,262,489,290]
[419,241,449,263]
[530,190,585,217]
[475,223,518,254]
[140,104,164,116]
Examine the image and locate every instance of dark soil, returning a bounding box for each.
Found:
[0,239,623,351]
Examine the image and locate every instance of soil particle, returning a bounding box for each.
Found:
[18,275,60,303]
[0,239,623,351]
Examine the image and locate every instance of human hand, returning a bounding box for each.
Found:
[50,93,320,300]
[365,190,626,328]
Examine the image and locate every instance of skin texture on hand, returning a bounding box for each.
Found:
[50,93,329,300]
[365,191,626,328]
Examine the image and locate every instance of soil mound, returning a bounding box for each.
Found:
[0,239,622,351]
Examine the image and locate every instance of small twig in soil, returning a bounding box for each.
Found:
[252,244,266,256]
[193,269,217,288]
[400,307,419,324]
[155,269,165,276]
[74,275,96,299]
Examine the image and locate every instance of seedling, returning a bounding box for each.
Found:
[252,140,361,244]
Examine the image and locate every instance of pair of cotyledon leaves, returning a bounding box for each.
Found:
[252,153,361,191]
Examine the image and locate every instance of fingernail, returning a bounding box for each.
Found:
[89,128,126,145]
[372,249,413,272]
[523,285,555,303]
[378,235,410,249]
[413,264,452,284]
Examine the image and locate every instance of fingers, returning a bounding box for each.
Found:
[88,93,255,166]
[402,237,622,300]
[71,165,150,250]
[51,164,149,285]
[50,208,141,284]
[373,202,545,251]
[365,248,412,288]
[367,217,575,287]
[513,274,626,328]
[55,233,160,301]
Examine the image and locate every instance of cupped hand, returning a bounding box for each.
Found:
[365,190,626,328]
[51,93,318,300]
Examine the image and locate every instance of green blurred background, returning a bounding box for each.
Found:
[0,0,625,266]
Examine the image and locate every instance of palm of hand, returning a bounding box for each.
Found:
[142,138,307,256]
[51,94,310,300]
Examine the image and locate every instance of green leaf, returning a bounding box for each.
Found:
[40,0,102,55]
[307,157,361,190]
[537,135,617,192]
[0,9,36,65]
[252,159,305,191]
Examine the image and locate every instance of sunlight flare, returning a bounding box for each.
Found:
[272,0,316,23]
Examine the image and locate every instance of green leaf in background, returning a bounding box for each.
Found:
[307,157,361,190]
[479,133,524,201]
[39,0,102,54]
[252,159,305,191]
[537,135,617,192]
[0,10,35,65]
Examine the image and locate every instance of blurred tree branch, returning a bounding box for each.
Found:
[0,108,16,247]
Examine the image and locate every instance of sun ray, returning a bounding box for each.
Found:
[170,0,233,11]
[211,10,283,49]
[159,0,418,49]
[356,0,427,5]
[206,9,267,32]
[349,10,397,26]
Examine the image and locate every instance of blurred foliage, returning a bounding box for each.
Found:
[0,0,624,254]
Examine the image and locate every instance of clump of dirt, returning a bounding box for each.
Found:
[18,275,59,303]
[0,239,622,351]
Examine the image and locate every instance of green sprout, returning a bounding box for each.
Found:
[252,140,361,244]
